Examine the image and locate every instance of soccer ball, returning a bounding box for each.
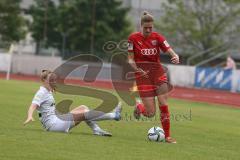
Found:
[147,126,165,142]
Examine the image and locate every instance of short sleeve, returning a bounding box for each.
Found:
[32,91,45,107]
[158,34,171,52]
[128,36,134,52]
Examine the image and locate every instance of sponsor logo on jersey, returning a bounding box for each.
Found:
[128,42,133,50]
[151,40,157,46]
[141,48,158,55]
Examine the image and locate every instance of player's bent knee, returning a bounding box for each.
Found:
[79,105,87,108]
[80,105,90,111]
[159,102,168,106]
[158,99,168,106]
[158,95,168,106]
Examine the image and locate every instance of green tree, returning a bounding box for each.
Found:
[28,0,60,54]
[0,0,26,46]
[156,0,240,62]
[29,0,132,59]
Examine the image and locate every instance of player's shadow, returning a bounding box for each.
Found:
[17,127,43,133]
[69,131,93,136]
[69,131,113,138]
[20,128,94,136]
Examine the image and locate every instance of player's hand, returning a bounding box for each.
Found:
[171,54,180,64]
[23,117,35,126]
[137,68,149,78]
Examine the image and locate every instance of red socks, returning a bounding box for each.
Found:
[136,102,171,138]
[159,105,170,138]
[136,103,147,116]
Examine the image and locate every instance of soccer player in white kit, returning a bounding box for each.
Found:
[23,70,122,136]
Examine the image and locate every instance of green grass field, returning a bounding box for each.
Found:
[0,79,239,160]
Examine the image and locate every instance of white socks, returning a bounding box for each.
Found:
[81,106,115,132]
[84,110,116,121]
[85,121,101,131]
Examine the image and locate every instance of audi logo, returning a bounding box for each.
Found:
[141,48,158,55]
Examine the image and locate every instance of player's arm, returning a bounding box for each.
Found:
[158,34,180,64]
[128,52,148,78]
[127,39,139,72]
[166,48,180,64]
[128,38,148,77]
[23,104,38,125]
[128,52,139,71]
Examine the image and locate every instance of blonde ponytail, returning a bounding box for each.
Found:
[141,11,154,25]
[40,70,53,82]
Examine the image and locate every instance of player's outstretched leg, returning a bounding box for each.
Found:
[85,121,112,137]
[86,102,122,136]
[83,102,122,122]
[70,103,122,136]
[158,95,177,144]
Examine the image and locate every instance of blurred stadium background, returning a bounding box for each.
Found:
[0,0,240,94]
[0,1,240,160]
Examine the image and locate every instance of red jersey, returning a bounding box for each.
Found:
[128,32,171,63]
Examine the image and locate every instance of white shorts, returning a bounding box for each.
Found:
[47,113,75,133]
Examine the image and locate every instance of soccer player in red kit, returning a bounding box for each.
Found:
[128,11,179,143]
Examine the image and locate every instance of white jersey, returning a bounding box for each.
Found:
[32,86,57,129]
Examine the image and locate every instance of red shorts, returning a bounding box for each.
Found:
[135,64,173,98]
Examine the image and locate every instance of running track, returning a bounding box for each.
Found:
[1,73,239,108]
